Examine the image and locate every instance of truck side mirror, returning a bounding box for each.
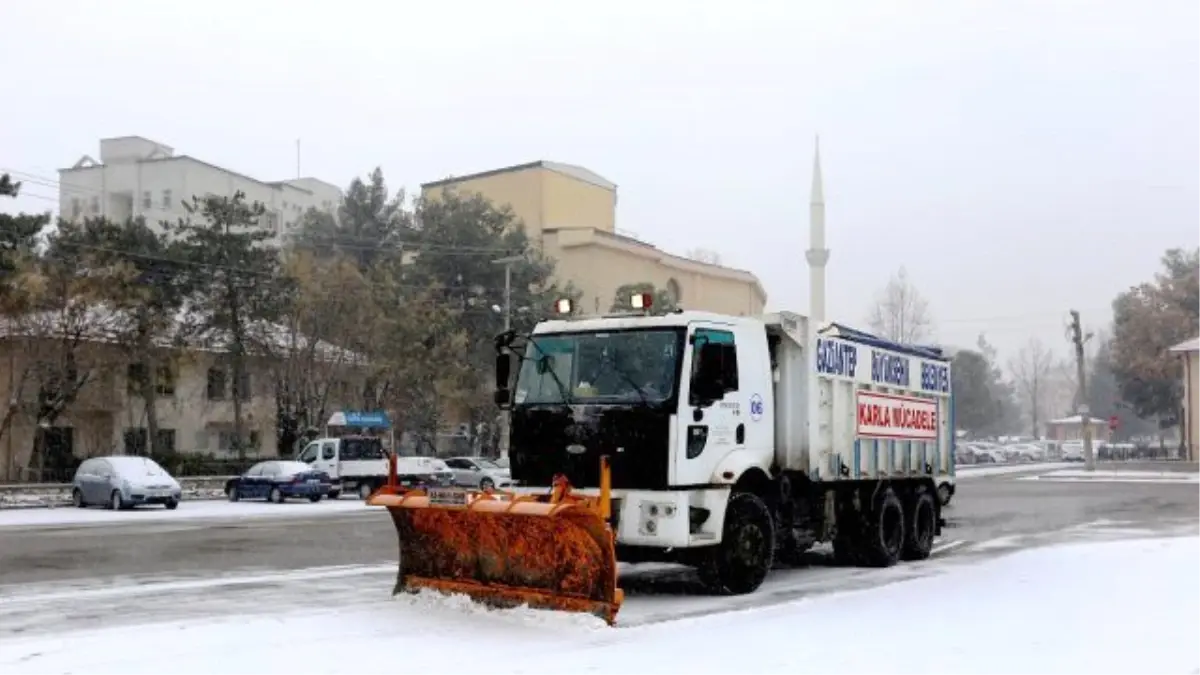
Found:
[495,353,512,409]
[495,352,511,390]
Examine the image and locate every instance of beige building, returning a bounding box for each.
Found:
[421,161,767,316]
[0,314,361,481]
[1170,337,1199,462]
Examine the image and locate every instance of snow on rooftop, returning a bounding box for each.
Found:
[0,535,1194,673]
[0,302,366,365]
[1170,336,1199,353]
[1046,414,1109,425]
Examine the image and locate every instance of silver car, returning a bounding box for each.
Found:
[443,456,513,490]
[72,456,183,510]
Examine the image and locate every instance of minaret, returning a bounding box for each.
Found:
[805,136,830,324]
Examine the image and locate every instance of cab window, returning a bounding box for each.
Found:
[297,443,319,463]
[690,328,739,401]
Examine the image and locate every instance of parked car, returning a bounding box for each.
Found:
[443,456,513,490]
[226,460,333,503]
[72,456,183,511]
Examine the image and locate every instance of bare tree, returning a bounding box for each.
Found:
[867,267,933,343]
[685,248,722,265]
[1009,337,1055,438]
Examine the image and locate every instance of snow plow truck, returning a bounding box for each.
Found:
[367,293,955,625]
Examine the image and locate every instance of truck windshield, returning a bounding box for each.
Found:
[513,329,682,405]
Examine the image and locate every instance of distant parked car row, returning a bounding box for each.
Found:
[70,446,515,511]
[955,438,1155,466]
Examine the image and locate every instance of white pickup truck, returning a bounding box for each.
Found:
[295,435,454,499]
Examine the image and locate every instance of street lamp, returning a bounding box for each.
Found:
[491,255,523,331]
[490,255,523,458]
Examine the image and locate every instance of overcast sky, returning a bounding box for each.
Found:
[1,0,1196,361]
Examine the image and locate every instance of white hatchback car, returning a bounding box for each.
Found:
[72,456,183,510]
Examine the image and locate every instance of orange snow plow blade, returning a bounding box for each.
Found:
[367,455,623,625]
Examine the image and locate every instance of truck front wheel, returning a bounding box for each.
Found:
[698,492,775,595]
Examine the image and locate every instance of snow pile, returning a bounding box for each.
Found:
[1026,469,1200,484]
[0,535,1195,674]
[954,462,1075,478]
[0,479,228,510]
[0,496,380,529]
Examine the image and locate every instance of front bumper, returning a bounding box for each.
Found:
[609,488,731,548]
[281,483,332,497]
[127,489,181,505]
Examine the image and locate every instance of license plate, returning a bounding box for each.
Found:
[427,488,469,507]
[306,478,319,484]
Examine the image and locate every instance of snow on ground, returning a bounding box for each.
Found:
[1023,469,1200,484]
[0,496,380,529]
[1,535,1195,675]
[954,462,1075,478]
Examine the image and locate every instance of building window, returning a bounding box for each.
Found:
[71,198,81,218]
[142,191,152,209]
[666,278,682,305]
[161,189,173,209]
[264,211,280,233]
[282,200,289,209]
[156,429,176,453]
[206,367,226,400]
[234,371,251,401]
[89,196,100,214]
[128,362,175,397]
[218,430,261,452]
[123,428,147,455]
[127,363,148,396]
[156,364,176,397]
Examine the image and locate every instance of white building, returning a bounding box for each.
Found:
[58,136,341,243]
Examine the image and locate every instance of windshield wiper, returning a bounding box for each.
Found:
[605,351,651,406]
[523,338,574,406]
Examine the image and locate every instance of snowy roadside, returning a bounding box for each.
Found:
[954,461,1075,478]
[0,477,229,510]
[1022,468,1200,484]
[1,535,1194,674]
[0,496,381,529]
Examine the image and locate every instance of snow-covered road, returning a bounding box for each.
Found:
[0,496,379,530]
[1,534,1195,674]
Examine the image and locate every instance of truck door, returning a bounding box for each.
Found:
[317,440,339,480]
[674,326,746,486]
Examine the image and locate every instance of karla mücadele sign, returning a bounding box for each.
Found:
[855,391,939,441]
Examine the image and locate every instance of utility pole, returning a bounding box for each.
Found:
[491,255,523,458]
[1069,309,1096,471]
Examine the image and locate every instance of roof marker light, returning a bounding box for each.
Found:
[630,292,653,310]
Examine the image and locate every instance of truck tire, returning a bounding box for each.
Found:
[858,488,905,568]
[901,489,936,561]
[698,492,775,595]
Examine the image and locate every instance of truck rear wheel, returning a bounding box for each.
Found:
[902,489,936,561]
[858,488,905,567]
[698,492,775,595]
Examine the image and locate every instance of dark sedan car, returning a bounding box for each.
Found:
[226,460,333,503]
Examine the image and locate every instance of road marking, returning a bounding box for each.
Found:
[930,540,967,556]
[0,563,397,607]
